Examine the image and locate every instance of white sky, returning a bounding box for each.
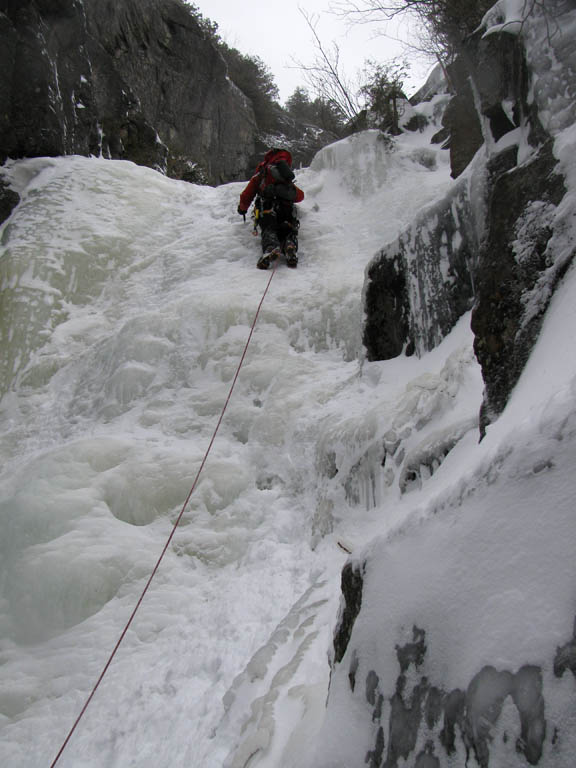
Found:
[193,0,434,103]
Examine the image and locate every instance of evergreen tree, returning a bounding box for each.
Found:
[359,59,408,135]
[218,44,280,130]
[311,97,347,135]
[180,1,280,131]
[285,88,346,135]
[285,87,317,123]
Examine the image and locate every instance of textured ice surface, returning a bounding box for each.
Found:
[0,127,455,767]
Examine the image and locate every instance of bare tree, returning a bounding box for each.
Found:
[330,0,496,64]
[291,9,362,122]
[328,0,562,106]
[330,0,416,23]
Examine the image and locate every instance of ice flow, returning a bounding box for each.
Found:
[0,129,467,767]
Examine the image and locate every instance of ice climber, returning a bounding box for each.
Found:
[237,148,304,269]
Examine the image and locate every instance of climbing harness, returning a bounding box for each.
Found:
[49,262,279,767]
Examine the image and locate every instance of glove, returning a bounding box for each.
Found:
[237,206,247,216]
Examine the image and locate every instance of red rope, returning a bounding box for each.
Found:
[49,262,278,767]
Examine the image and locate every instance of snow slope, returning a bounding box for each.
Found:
[310,263,576,768]
[0,125,461,767]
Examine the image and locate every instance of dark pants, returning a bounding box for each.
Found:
[259,200,299,254]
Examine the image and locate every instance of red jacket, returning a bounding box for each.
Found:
[239,149,304,212]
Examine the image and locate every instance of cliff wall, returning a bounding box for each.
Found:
[323,3,576,766]
[0,0,256,185]
[363,1,575,433]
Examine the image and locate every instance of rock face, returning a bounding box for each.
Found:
[0,177,20,227]
[333,562,364,665]
[471,139,568,432]
[363,6,576,433]
[0,0,256,184]
[363,174,478,361]
[252,109,341,173]
[0,0,101,162]
[84,0,256,183]
[0,0,340,189]
[331,6,576,767]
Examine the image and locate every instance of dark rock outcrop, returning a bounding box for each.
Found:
[443,24,546,181]
[363,174,478,361]
[0,0,256,183]
[471,140,568,433]
[0,177,20,227]
[0,0,101,163]
[363,250,411,360]
[0,0,340,182]
[333,561,364,664]
[441,57,484,179]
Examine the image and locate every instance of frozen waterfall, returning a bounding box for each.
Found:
[0,129,463,766]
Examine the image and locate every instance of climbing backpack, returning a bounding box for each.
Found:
[257,150,297,203]
[268,160,295,184]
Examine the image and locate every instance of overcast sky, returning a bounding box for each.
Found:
[194,0,433,103]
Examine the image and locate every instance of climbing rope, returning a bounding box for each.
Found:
[49,262,278,767]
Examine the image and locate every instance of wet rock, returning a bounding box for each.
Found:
[0,177,20,227]
[363,175,477,361]
[363,251,411,360]
[84,0,256,183]
[0,0,256,183]
[471,139,568,434]
[443,25,544,179]
[442,56,484,179]
[333,561,364,664]
[0,0,101,164]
